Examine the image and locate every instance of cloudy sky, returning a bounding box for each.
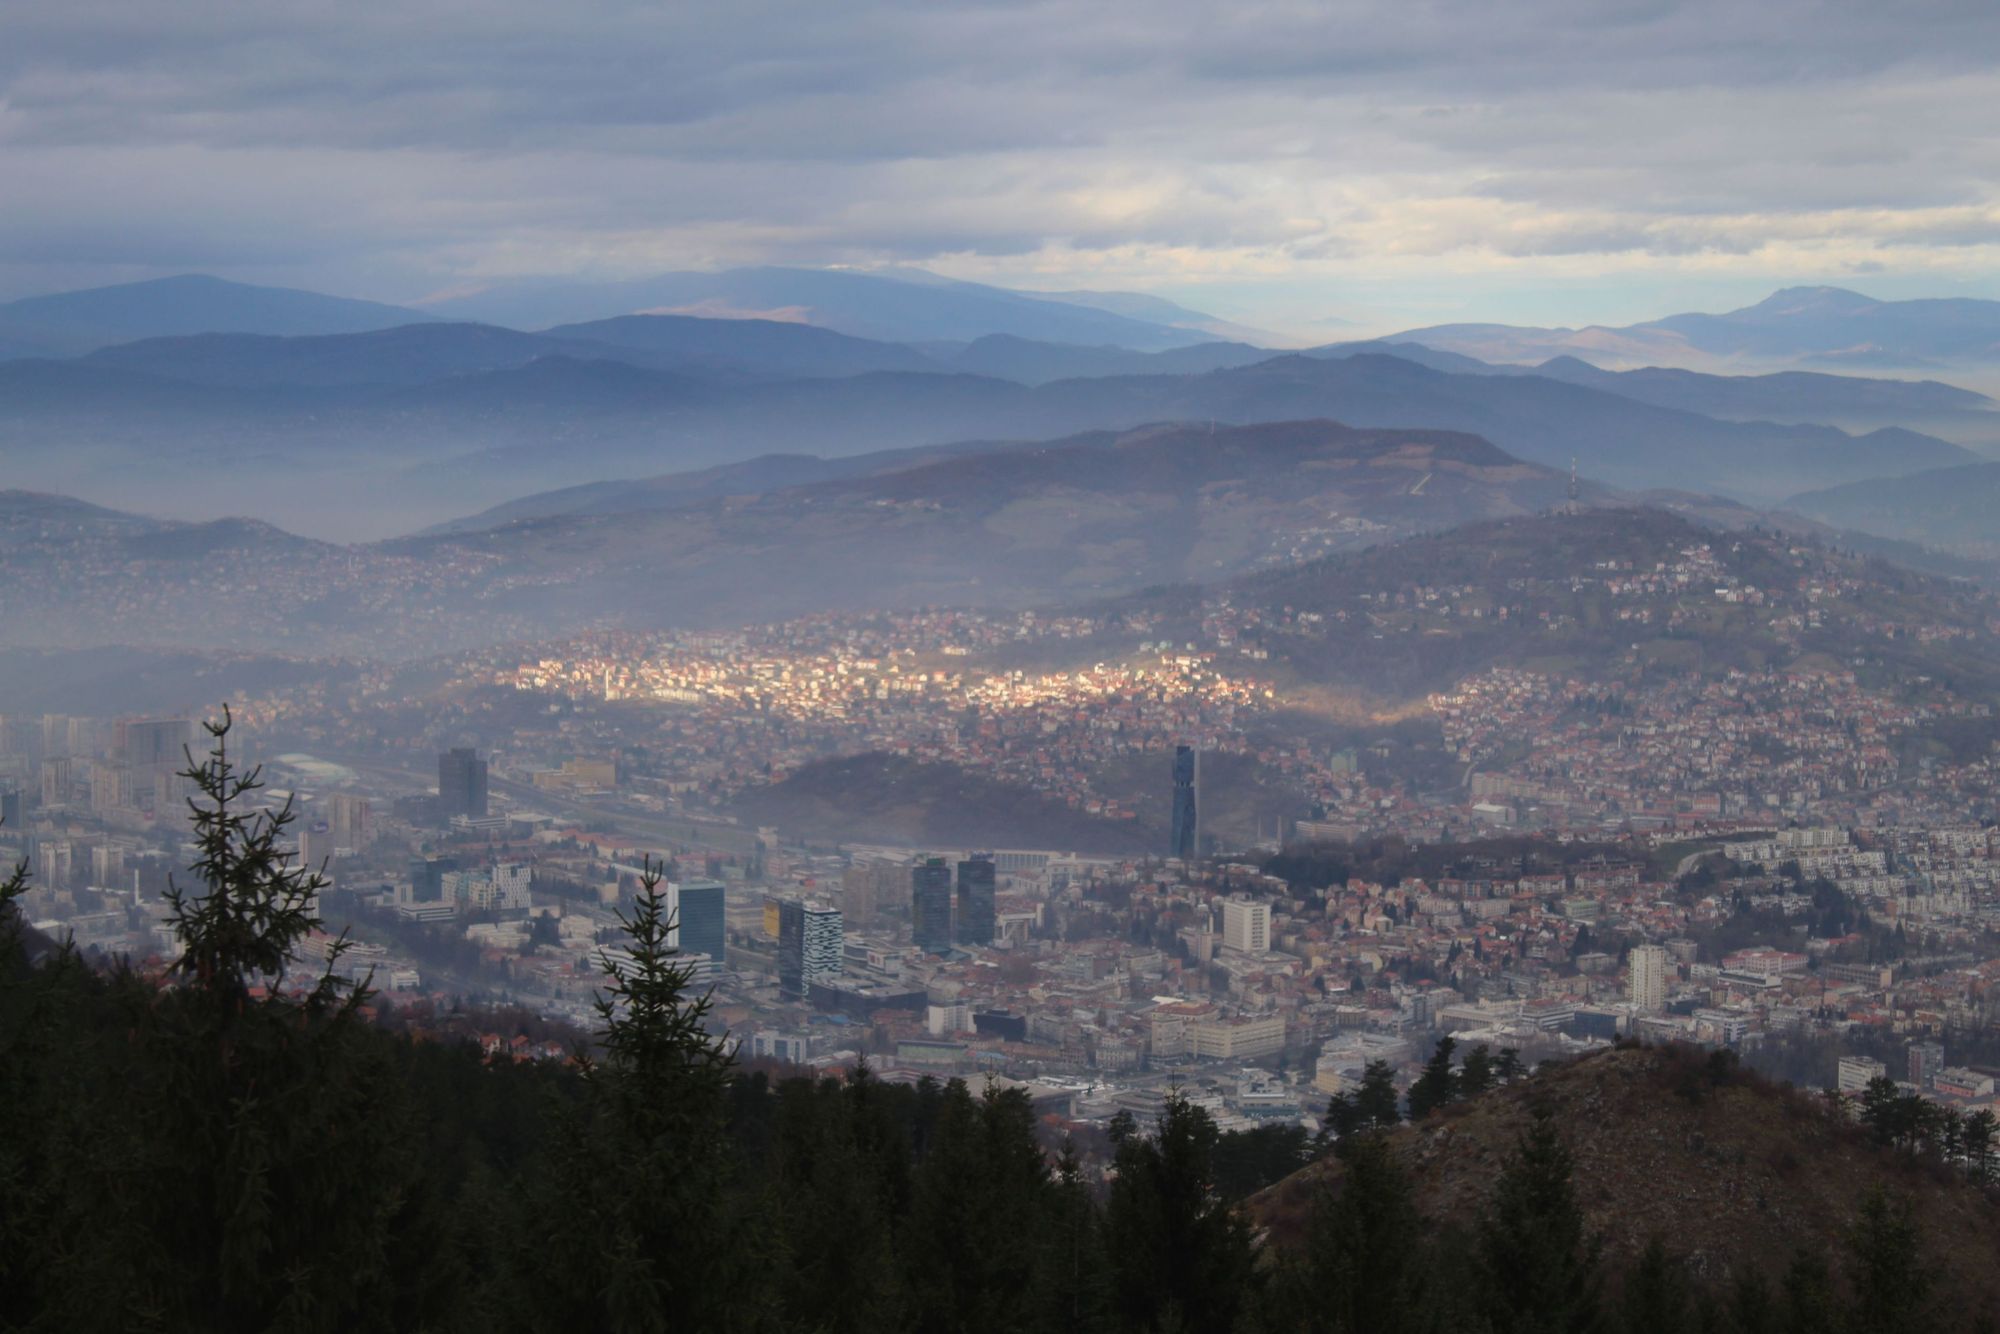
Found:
[3,0,1997,333]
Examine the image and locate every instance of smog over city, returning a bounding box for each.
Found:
[8,2,2000,1329]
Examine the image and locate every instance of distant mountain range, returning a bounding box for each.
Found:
[413,265,1254,349]
[0,275,434,357]
[79,316,943,387]
[1784,462,2000,555]
[1389,285,2000,374]
[7,273,2000,542]
[3,335,1977,542]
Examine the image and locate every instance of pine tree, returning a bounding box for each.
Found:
[1321,1089,1362,1143]
[903,1078,1055,1333]
[1036,1138,1112,1334]
[1964,1109,1997,1183]
[132,708,425,1331]
[1407,1035,1459,1121]
[1619,1236,1691,1334]
[1460,1043,1497,1100]
[1283,1131,1430,1334]
[1779,1250,1837,1334]
[520,855,748,1333]
[1104,1091,1258,1332]
[1844,1186,1932,1334]
[1476,1108,1604,1334]
[767,1073,905,1333]
[1354,1058,1402,1128]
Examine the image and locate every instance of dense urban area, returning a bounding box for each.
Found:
[19,574,2000,1139]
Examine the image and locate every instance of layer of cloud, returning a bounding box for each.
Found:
[1,0,1997,320]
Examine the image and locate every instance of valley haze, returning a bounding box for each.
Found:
[12,6,2000,1332]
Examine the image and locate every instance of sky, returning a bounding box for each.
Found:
[3,0,1999,335]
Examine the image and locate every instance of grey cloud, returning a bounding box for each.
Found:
[0,0,1997,300]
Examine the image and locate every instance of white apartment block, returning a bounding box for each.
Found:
[1220,897,1271,956]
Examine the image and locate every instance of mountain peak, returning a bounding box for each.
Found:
[1745,285,1881,315]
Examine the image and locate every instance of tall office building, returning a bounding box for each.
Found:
[777,898,842,997]
[1220,896,1271,956]
[912,856,954,953]
[1170,745,1199,861]
[438,748,489,820]
[777,899,806,997]
[802,902,844,987]
[116,718,191,768]
[1628,944,1669,1013]
[955,856,996,947]
[669,878,727,970]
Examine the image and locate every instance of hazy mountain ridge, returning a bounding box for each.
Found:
[1522,356,2000,443]
[416,264,1228,348]
[937,333,1275,383]
[1393,285,2000,374]
[0,421,1583,657]
[3,274,1994,542]
[1784,462,2000,555]
[0,274,434,357]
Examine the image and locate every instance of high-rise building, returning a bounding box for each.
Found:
[438,748,489,820]
[802,902,843,987]
[669,878,727,970]
[777,898,806,996]
[955,856,996,947]
[841,858,902,927]
[116,718,190,768]
[1628,944,1669,1012]
[39,757,71,809]
[1838,1054,1887,1094]
[327,794,373,852]
[1909,1040,1945,1089]
[912,856,954,953]
[489,863,533,912]
[299,823,332,868]
[1170,745,1199,861]
[90,762,132,813]
[1219,896,1271,955]
[777,898,843,996]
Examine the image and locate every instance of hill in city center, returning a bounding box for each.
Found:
[729,753,1158,854]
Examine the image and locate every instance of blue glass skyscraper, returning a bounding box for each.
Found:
[955,856,996,946]
[669,878,726,970]
[912,857,954,953]
[1170,745,1199,861]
